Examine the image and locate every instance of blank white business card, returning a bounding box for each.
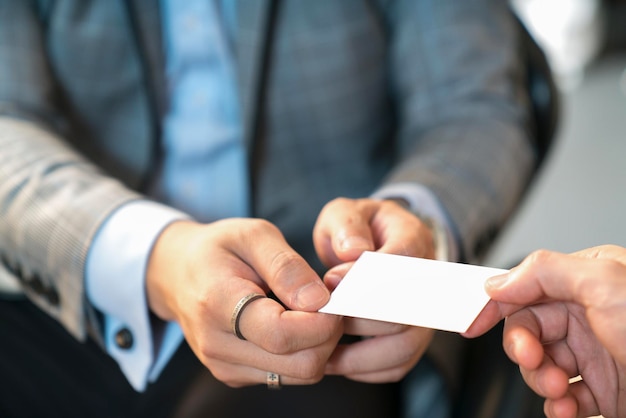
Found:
[319,251,507,333]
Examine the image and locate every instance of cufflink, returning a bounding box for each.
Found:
[114,327,134,349]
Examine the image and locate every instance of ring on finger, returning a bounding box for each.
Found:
[267,372,281,390]
[231,293,265,341]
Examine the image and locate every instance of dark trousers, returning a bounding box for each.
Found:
[0,298,401,418]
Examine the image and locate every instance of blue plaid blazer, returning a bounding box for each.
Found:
[0,0,535,341]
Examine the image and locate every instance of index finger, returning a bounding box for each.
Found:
[462,299,522,338]
[484,249,626,311]
[236,296,343,354]
[233,219,331,312]
[467,247,626,338]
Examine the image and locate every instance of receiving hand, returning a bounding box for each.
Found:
[313,197,435,266]
[313,198,436,383]
[464,245,626,418]
[145,218,344,388]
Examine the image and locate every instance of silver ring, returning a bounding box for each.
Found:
[231,293,265,340]
[267,372,281,390]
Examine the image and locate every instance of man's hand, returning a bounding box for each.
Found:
[313,197,436,383]
[465,245,626,418]
[145,218,343,388]
[313,197,435,266]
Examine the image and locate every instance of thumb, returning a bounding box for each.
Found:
[484,249,616,308]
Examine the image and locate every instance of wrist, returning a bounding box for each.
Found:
[146,219,199,321]
[386,198,449,262]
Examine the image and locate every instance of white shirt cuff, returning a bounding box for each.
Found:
[85,200,189,391]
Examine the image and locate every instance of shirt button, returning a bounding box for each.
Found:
[114,327,134,350]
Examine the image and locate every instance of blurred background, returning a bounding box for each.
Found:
[486,0,626,269]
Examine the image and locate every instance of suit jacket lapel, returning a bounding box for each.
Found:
[124,0,167,127]
[235,0,276,154]
[124,0,275,153]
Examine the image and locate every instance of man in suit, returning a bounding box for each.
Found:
[0,0,536,417]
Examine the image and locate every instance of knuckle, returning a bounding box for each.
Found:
[526,249,553,264]
[520,249,554,274]
[292,352,326,381]
[261,331,292,355]
[210,367,230,385]
[197,340,220,363]
[270,250,302,274]
[244,218,279,236]
[342,356,363,376]
[268,252,311,293]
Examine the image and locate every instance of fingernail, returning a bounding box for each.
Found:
[485,273,511,290]
[295,281,329,310]
[339,236,371,252]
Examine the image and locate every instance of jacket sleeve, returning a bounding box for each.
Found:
[384,0,536,263]
[0,1,142,341]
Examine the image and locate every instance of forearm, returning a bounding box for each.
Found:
[387,0,535,262]
[388,122,533,263]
